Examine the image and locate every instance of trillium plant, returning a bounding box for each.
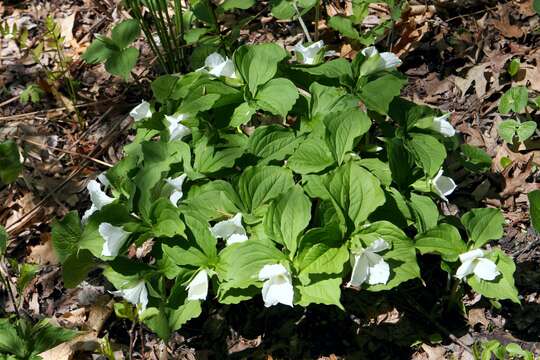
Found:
[52,42,519,340]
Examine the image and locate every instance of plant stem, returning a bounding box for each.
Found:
[0,262,20,318]
[293,2,312,42]
[314,0,320,41]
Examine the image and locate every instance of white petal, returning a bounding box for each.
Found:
[100,223,131,257]
[261,274,294,307]
[165,114,191,141]
[459,248,484,263]
[473,258,500,281]
[87,180,115,209]
[111,281,148,312]
[347,253,369,287]
[82,205,97,224]
[129,101,152,122]
[211,213,248,245]
[186,269,209,301]
[367,238,390,253]
[169,191,183,207]
[205,52,226,68]
[361,46,378,57]
[367,254,390,285]
[433,171,457,201]
[455,259,475,280]
[219,59,237,78]
[258,264,288,281]
[379,52,402,69]
[97,173,110,188]
[431,113,455,137]
[295,40,324,65]
[165,174,187,206]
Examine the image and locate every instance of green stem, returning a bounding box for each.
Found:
[0,263,20,319]
[293,2,312,42]
[314,0,320,41]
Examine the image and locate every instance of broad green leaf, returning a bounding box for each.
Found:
[270,0,317,19]
[328,16,361,40]
[162,242,209,268]
[507,58,520,77]
[31,319,78,356]
[51,211,82,264]
[230,102,256,127]
[295,225,348,282]
[17,263,39,294]
[309,82,358,123]
[255,78,299,117]
[184,180,242,220]
[0,320,26,358]
[388,97,437,131]
[62,249,95,288]
[408,193,438,232]
[387,138,414,188]
[462,208,504,248]
[111,19,140,48]
[325,110,371,165]
[460,144,492,173]
[236,165,295,213]
[168,300,202,333]
[358,221,420,291]
[178,94,220,115]
[247,125,302,165]
[528,190,540,233]
[497,120,519,143]
[304,162,385,231]
[105,47,139,80]
[498,86,528,114]
[221,0,256,10]
[415,224,467,262]
[0,140,22,184]
[359,74,406,114]
[233,43,288,96]
[288,136,335,174]
[517,121,537,142]
[467,249,520,303]
[183,212,217,262]
[193,137,244,175]
[264,186,311,256]
[150,200,186,238]
[296,275,343,309]
[357,158,392,186]
[217,279,260,304]
[81,36,114,63]
[407,133,446,177]
[218,240,287,282]
[151,75,180,103]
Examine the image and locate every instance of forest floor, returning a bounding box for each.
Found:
[1,0,540,359]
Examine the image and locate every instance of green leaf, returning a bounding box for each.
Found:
[193,137,244,175]
[255,78,299,117]
[51,211,82,264]
[460,144,492,173]
[236,165,295,213]
[296,275,343,309]
[150,200,186,238]
[507,58,520,77]
[408,193,438,232]
[535,0,540,15]
[31,319,78,355]
[221,0,256,10]
[325,110,371,165]
[0,140,22,184]
[407,133,446,177]
[217,279,260,304]
[498,86,528,114]
[111,19,140,49]
[151,75,180,103]
[415,224,467,262]
[387,138,414,188]
[219,240,287,282]
[233,43,288,96]
[462,208,504,248]
[264,186,311,257]
[247,125,302,165]
[81,36,114,64]
[184,180,242,220]
[309,82,358,123]
[0,320,26,358]
[184,212,217,262]
[17,263,39,294]
[168,300,202,333]
[20,84,44,104]
[359,74,406,114]
[295,225,348,281]
[304,162,385,231]
[0,225,7,256]
[357,158,392,186]
[517,121,537,142]
[467,249,520,303]
[230,102,256,127]
[358,221,420,291]
[528,190,540,233]
[270,0,317,19]
[498,120,519,143]
[105,47,139,80]
[62,249,95,288]
[288,136,335,174]
[328,16,361,40]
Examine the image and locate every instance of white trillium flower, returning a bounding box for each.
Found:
[432,169,457,202]
[293,40,336,65]
[111,280,148,314]
[210,213,248,246]
[258,264,294,307]
[100,223,132,257]
[361,46,402,72]
[130,101,152,122]
[201,52,237,79]
[186,269,209,301]
[164,174,187,207]
[97,172,111,188]
[430,113,456,137]
[82,179,115,223]
[165,113,191,141]
[347,238,391,288]
[456,249,500,281]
